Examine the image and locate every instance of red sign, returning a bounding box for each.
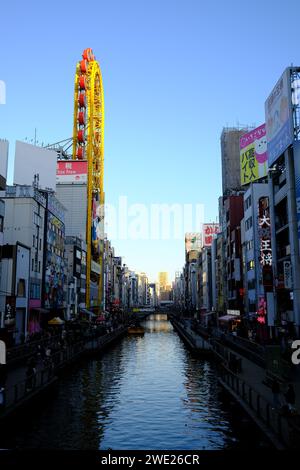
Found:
[202,223,219,247]
[56,161,88,184]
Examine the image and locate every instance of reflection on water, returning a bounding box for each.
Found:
[1,314,267,450]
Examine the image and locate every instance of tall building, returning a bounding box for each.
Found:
[56,160,102,311]
[265,66,300,336]
[221,127,250,195]
[0,185,66,336]
[158,272,169,291]
[241,183,270,316]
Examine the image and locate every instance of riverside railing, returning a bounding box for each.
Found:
[218,364,300,449]
[6,334,62,365]
[0,340,85,416]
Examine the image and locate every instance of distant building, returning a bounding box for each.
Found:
[158,272,169,291]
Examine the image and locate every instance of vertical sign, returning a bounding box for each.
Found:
[283,261,293,289]
[202,224,219,247]
[258,197,273,291]
[294,142,300,241]
[240,124,268,185]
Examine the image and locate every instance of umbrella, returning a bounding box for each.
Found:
[48,317,65,325]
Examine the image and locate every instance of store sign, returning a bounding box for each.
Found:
[56,160,88,184]
[258,197,272,267]
[202,223,219,247]
[283,260,293,289]
[227,309,240,316]
[257,296,267,324]
[240,124,268,185]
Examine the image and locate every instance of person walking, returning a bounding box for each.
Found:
[271,378,281,409]
[284,384,296,413]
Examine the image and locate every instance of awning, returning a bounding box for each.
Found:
[79,308,97,318]
[219,315,241,322]
[48,317,65,325]
[31,307,49,314]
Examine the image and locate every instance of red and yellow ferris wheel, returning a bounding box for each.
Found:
[72,48,105,309]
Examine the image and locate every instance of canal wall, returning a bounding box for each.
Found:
[169,318,211,355]
[169,316,300,449]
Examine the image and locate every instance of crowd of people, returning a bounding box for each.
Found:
[0,315,126,409]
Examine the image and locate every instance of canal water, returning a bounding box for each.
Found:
[1,314,269,449]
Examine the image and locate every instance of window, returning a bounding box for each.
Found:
[33,212,41,227]
[39,238,42,250]
[0,216,4,232]
[33,235,35,247]
[38,261,41,273]
[17,279,26,297]
[30,282,41,299]
[32,258,34,272]
[245,217,253,231]
[248,279,256,290]
[244,195,252,211]
[245,240,254,251]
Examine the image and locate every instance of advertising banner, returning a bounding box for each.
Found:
[294,141,300,241]
[56,160,88,184]
[92,195,104,262]
[265,68,293,166]
[240,124,268,185]
[202,224,219,247]
[185,233,201,253]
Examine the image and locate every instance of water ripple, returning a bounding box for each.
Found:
[1,314,268,450]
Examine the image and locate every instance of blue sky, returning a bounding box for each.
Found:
[0,0,299,282]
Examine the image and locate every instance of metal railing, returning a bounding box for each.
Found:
[219,364,300,448]
[6,334,62,364]
[0,340,85,416]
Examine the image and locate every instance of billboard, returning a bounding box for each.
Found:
[185,233,201,253]
[56,160,88,184]
[14,141,57,191]
[293,141,300,241]
[202,223,219,247]
[265,68,293,166]
[91,195,104,262]
[240,124,268,185]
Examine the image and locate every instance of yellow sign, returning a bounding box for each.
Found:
[240,124,268,185]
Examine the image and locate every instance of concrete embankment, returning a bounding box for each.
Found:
[169,317,211,355]
[169,315,300,449]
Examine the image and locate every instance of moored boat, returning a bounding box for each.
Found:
[127,326,145,334]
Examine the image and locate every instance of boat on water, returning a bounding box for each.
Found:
[127,325,145,335]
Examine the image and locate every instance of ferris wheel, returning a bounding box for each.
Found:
[72,48,105,309]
